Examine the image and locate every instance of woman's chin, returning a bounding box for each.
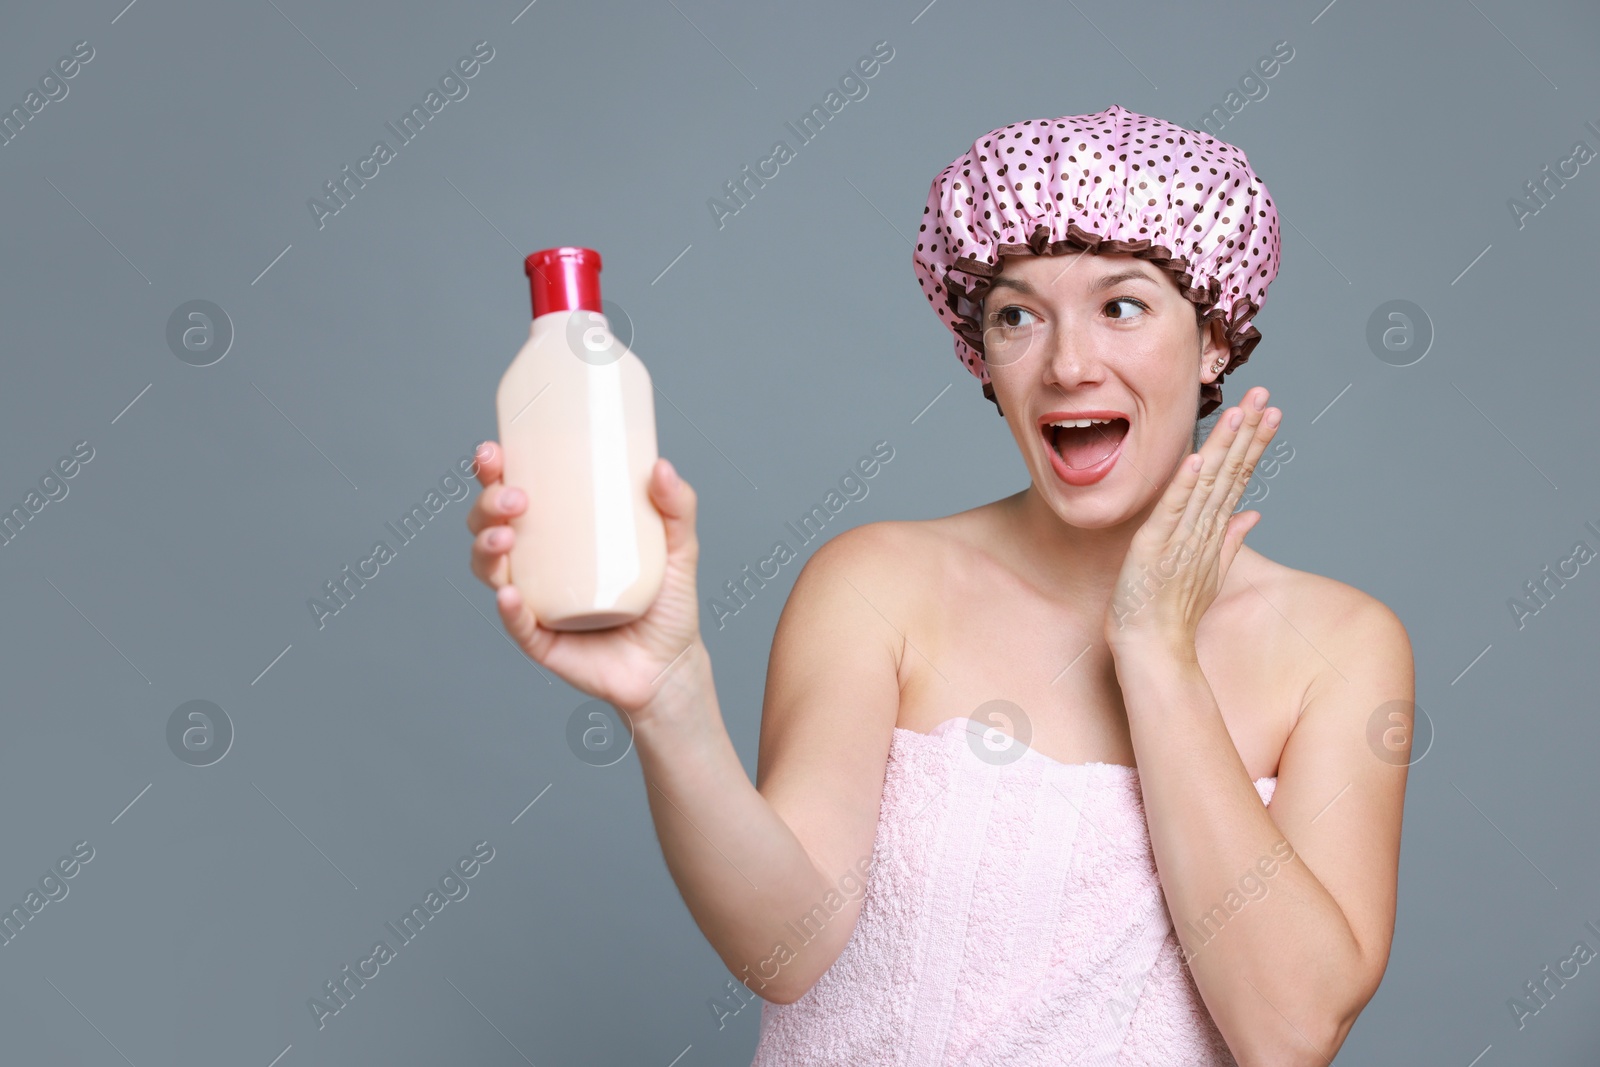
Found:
[1034,479,1134,528]
[1048,502,1133,530]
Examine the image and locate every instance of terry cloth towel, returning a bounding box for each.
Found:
[748,714,1277,1066]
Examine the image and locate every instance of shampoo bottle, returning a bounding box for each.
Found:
[495,247,666,630]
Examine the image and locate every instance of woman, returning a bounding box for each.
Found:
[466,104,1411,1065]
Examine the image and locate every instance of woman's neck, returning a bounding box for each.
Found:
[994,485,1158,605]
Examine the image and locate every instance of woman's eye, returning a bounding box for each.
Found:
[993,305,1038,328]
[1106,298,1147,320]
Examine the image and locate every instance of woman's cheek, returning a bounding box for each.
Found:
[984,341,1040,398]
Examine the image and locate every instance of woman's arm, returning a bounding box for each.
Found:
[469,446,902,1007]
[1101,390,1410,1064]
[631,523,905,1005]
[1115,595,1411,1067]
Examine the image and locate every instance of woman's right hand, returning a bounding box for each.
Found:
[465,441,706,719]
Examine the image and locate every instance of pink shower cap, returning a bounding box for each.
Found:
[911,104,1280,419]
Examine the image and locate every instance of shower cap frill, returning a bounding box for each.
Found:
[911,104,1281,419]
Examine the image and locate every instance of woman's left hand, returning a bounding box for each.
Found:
[1103,386,1282,657]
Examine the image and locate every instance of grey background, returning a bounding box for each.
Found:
[0,0,1596,1063]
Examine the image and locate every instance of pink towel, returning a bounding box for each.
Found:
[749,715,1276,1066]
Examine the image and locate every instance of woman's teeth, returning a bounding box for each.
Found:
[1047,418,1128,469]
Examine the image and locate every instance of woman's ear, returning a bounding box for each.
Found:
[1197,314,1231,382]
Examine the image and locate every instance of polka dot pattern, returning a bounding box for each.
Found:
[910,104,1281,418]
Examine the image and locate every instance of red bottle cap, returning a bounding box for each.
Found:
[525,247,603,318]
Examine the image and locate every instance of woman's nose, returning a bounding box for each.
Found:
[1043,326,1104,389]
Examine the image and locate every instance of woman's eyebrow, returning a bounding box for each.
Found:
[987,268,1160,299]
[1089,268,1161,292]
[987,276,1038,296]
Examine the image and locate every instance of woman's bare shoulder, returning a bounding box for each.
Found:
[1229,547,1413,719]
[1233,546,1406,637]
[810,512,979,616]
[820,511,976,571]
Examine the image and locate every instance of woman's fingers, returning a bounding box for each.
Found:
[1181,388,1275,542]
[466,482,527,536]
[1153,450,1204,540]
[495,581,554,665]
[648,457,699,562]
[467,444,515,543]
[1219,408,1281,519]
[1131,434,1208,555]
[472,441,502,488]
[1210,507,1262,588]
[470,523,513,588]
[1206,391,1279,521]
[1172,421,1233,546]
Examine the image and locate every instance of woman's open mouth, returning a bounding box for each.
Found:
[1039,413,1129,486]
